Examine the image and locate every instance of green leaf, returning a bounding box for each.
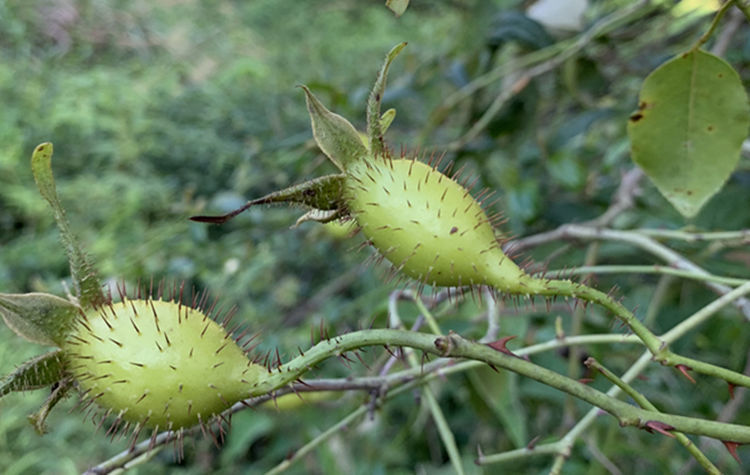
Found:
[0,293,80,346]
[628,50,750,218]
[0,350,67,397]
[366,42,406,157]
[467,366,527,448]
[301,86,368,172]
[31,143,105,305]
[191,174,347,224]
[385,0,409,17]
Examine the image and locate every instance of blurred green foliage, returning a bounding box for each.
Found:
[1,0,749,473]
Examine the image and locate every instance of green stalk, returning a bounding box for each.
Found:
[249,329,750,443]
[586,357,720,474]
[690,0,737,52]
[512,277,664,352]
[544,265,748,287]
[506,276,750,388]
[388,292,463,474]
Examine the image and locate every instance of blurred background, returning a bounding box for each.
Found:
[1,0,750,473]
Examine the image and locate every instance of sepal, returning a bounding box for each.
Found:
[380,108,396,135]
[0,350,67,397]
[31,143,104,306]
[191,174,347,224]
[366,42,406,156]
[0,292,79,346]
[28,376,73,434]
[301,86,369,171]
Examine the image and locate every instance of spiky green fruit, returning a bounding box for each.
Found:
[64,297,265,431]
[191,44,545,294]
[347,157,538,292]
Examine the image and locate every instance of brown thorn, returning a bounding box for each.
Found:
[722,440,743,464]
[354,350,370,370]
[148,426,160,451]
[675,364,696,384]
[486,336,520,358]
[129,421,147,451]
[643,420,675,438]
[275,348,282,369]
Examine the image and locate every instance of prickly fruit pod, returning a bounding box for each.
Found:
[64,295,265,431]
[0,143,268,437]
[346,158,532,291]
[191,43,541,294]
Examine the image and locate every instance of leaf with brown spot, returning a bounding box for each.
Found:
[628,50,750,218]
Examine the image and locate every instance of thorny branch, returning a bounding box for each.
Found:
[79,3,750,472]
[86,159,750,474]
[87,278,750,474]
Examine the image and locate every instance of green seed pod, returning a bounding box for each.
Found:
[1,143,274,439]
[63,296,265,431]
[191,45,546,294]
[347,157,539,293]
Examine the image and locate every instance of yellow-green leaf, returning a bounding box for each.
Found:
[385,0,409,17]
[628,50,750,218]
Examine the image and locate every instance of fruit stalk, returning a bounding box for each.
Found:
[500,275,750,388]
